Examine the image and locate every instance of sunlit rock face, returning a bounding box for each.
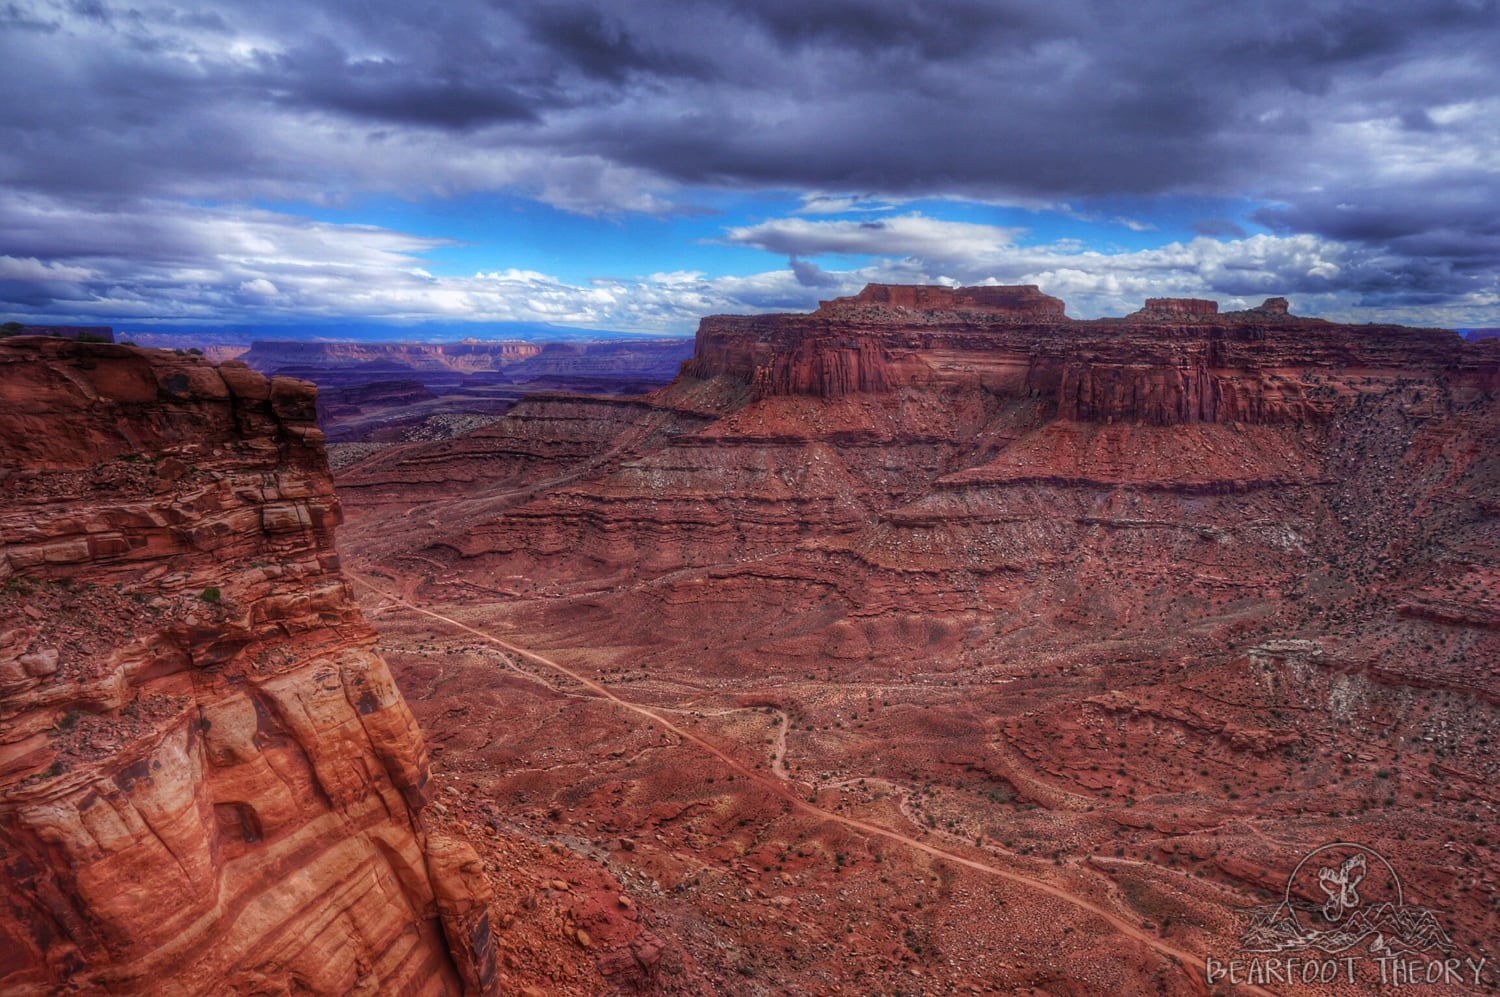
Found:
[688,283,1486,423]
[0,338,495,997]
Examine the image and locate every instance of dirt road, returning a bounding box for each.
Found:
[351,572,1276,997]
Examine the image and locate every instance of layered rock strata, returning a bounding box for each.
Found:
[0,338,495,996]
[340,285,1500,678]
[686,283,1491,424]
[334,286,1500,993]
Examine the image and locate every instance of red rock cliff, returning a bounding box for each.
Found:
[0,339,495,996]
[686,283,1489,423]
[818,282,1067,318]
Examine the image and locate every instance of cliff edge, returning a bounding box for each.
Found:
[0,338,495,996]
[685,283,1490,424]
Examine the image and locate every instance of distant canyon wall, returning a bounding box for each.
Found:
[242,339,543,373]
[686,284,1498,425]
[242,338,692,388]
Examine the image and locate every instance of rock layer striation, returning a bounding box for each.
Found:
[686,283,1488,424]
[334,286,1500,990]
[0,338,495,996]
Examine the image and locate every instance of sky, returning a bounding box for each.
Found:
[0,0,1497,336]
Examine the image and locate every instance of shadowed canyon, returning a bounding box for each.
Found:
[3,285,1499,995]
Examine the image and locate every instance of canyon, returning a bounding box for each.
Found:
[338,286,1500,994]
[240,338,692,446]
[3,283,1498,995]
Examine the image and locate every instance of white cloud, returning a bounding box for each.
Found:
[238,278,279,297]
[793,193,903,215]
[2,192,1493,334]
[0,257,95,282]
[724,213,1023,263]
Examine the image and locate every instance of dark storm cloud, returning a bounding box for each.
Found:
[789,256,839,288]
[1253,171,1500,306]
[1,0,1498,321]
[4,0,1495,199]
[0,3,58,31]
[258,40,543,128]
[1254,176,1500,249]
[735,0,1056,57]
[495,0,1500,226]
[519,4,713,84]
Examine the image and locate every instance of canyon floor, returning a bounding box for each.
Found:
[336,418,1496,992]
[339,500,1499,996]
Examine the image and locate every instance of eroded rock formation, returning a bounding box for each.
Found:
[334,286,1500,993]
[0,338,495,996]
[687,283,1487,424]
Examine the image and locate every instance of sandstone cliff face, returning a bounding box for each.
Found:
[352,288,1500,625]
[0,339,494,996]
[688,283,1493,424]
[818,282,1068,319]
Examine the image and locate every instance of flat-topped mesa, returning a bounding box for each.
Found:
[1126,296,1301,323]
[685,283,1070,399]
[682,283,1494,423]
[242,339,543,374]
[817,282,1068,321]
[1134,297,1219,319]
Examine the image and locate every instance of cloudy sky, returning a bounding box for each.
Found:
[1,0,1497,335]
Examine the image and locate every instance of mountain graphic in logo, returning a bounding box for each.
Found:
[1238,843,1454,955]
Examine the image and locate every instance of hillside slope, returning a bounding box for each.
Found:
[337,287,1500,994]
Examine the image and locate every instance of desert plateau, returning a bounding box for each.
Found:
[330,285,1500,995]
[8,281,1496,995]
[4,2,1500,992]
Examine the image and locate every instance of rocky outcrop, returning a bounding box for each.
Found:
[817,282,1068,320]
[0,339,495,996]
[0,325,115,342]
[687,283,1493,422]
[336,393,718,509]
[1132,297,1219,319]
